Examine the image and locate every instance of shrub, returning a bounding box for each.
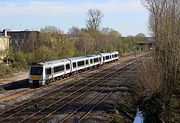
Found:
[34,45,57,62]
[0,63,12,78]
[13,50,28,69]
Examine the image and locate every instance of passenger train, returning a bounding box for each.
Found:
[29,51,119,87]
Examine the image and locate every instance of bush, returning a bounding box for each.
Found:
[0,63,12,78]
[34,45,57,62]
[13,50,28,69]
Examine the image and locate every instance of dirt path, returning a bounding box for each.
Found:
[0,72,27,87]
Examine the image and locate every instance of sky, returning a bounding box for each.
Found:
[0,0,150,36]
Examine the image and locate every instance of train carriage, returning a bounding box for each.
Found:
[100,51,119,64]
[68,56,90,73]
[87,54,102,68]
[100,52,113,64]
[29,51,120,87]
[111,51,119,61]
[29,59,71,86]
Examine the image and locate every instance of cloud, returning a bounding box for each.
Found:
[0,0,146,16]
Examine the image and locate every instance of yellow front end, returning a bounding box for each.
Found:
[29,65,44,87]
[31,75,41,80]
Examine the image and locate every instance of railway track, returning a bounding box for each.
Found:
[0,61,127,121]
[0,56,140,123]
[59,76,130,123]
[31,67,131,123]
[0,59,117,105]
[0,54,140,105]
[60,66,135,123]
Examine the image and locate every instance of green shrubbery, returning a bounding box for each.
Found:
[0,26,139,78]
[0,63,12,78]
[13,50,27,69]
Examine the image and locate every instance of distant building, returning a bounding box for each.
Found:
[0,29,10,61]
[7,31,39,52]
[0,30,40,52]
[136,37,155,51]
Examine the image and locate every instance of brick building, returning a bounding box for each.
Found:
[7,31,39,52]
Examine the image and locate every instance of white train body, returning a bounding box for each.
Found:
[29,51,119,86]
[100,51,119,64]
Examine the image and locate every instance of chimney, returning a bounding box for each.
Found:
[3,29,7,36]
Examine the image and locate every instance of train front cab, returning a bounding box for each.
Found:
[29,65,46,87]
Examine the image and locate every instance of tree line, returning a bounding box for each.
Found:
[0,9,146,78]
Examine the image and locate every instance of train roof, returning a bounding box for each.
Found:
[100,51,119,56]
[100,52,112,56]
[87,54,101,58]
[39,59,70,66]
[68,56,89,61]
[31,51,119,67]
[111,51,119,54]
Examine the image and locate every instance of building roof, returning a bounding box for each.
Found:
[136,37,155,44]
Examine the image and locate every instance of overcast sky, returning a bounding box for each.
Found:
[0,0,150,36]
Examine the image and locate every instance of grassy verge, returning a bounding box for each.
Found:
[110,92,136,123]
[0,63,13,79]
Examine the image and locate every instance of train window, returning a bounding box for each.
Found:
[66,64,70,70]
[110,55,112,59]
[86,60,89,65]
[103,57,105,60]
[94,58,98,63]
[115,54,118,57]
[99,57,101,61]
[78,61,84,66]
[73,62,76,68]
[106,56,109,59]
[90,59,93,63]
[46,68,51,75]
[30,67,43,75]
[54,65,64,73]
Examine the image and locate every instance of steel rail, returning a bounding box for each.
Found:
[60,74,129,123]
[34,62,135,123]
[0,57,138,123]
[0,67,118,122]
[20,66,126,123]
[0,63,115,115]
[79,81,128,122]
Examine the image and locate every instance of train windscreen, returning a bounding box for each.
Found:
[30,67,43,75]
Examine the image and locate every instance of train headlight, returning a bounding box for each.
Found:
[29,79,33,83]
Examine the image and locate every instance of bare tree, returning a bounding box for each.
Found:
[86,9,104,31]
[136,0,180,122]
[68,26,80,36]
